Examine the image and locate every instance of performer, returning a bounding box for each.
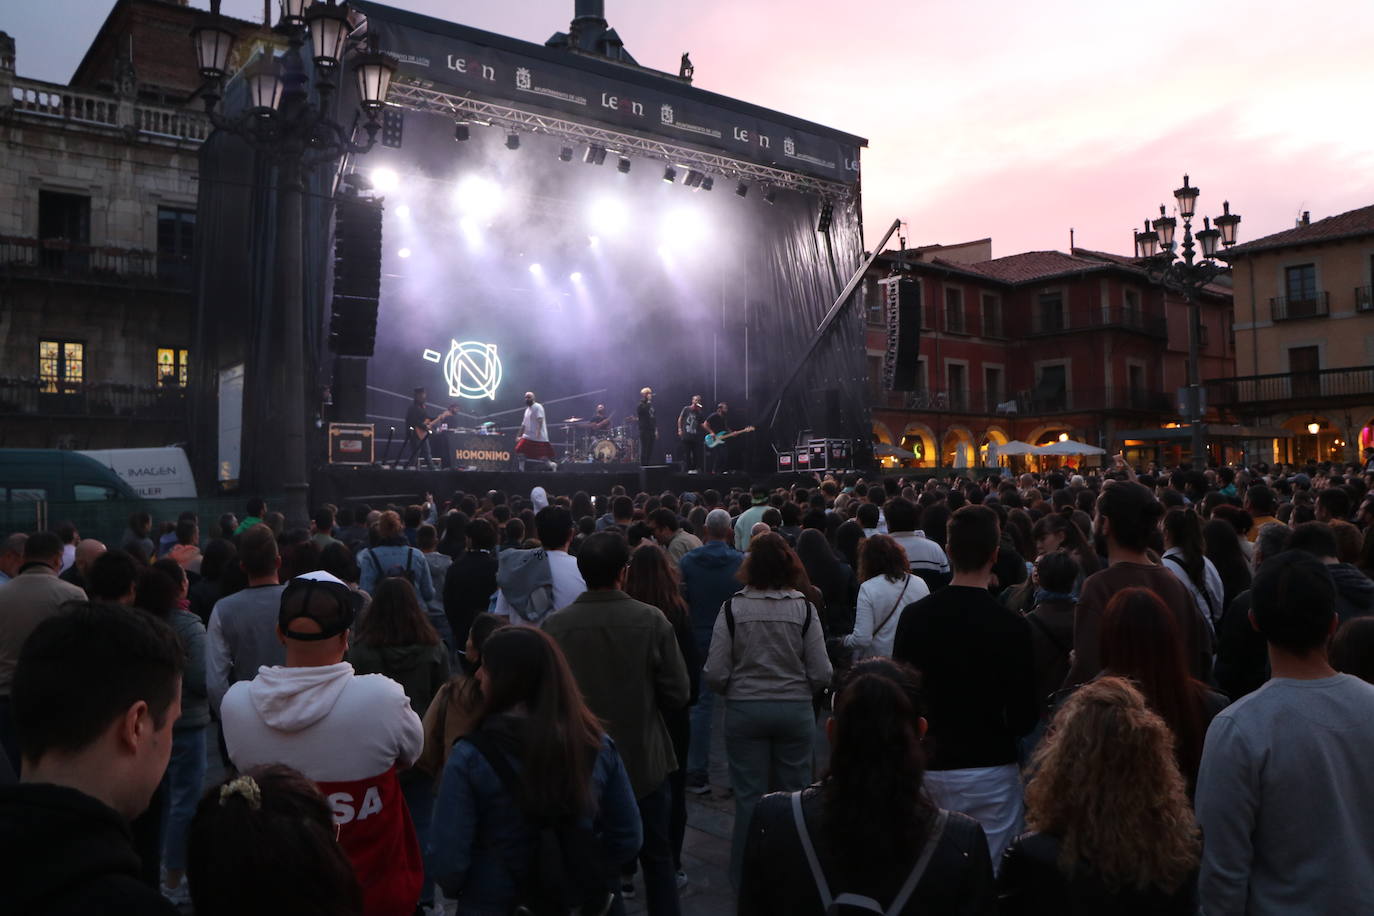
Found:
[637,387,656,466]
[590,404,612,432]
[514,391,555,471]
[678,394,705,473]
[703,401,731,474]
[403,388,436,469]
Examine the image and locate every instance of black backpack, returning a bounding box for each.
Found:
[463,730,615,916]
[368,548,417,586]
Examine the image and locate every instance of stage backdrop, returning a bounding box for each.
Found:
[191,4,869,490]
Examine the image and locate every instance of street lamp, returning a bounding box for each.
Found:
[189,0,396,529]
[1133,174,1240,470]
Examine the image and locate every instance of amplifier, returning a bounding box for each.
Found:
[795,448,811,471]
[776,450,794,473]
[808,441,829,470]
[328,422,375,465]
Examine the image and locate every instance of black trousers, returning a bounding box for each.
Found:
[706,440,729,474]
[681,436,704,472]
[641,432,656,466]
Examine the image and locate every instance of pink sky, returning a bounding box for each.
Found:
[9,0,1374,256]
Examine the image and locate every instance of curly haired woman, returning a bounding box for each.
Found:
[998,677,1200,914]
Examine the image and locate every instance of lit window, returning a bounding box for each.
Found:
[39,340,83,394]
[157,348,189,387]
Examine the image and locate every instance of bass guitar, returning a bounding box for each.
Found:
[705,426,755,449]
[413,405,460,441]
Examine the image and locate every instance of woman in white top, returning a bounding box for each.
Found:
[844,534,929,659]
[1160,507,1224,632]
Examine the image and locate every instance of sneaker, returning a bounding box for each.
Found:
[676,870,688,890]
[685,773,711,795]
[161,880,191,908]
[620,880,636,900]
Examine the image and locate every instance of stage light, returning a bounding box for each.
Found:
[763,187,778,205]
[453,122,469,142]
[662,206,707,250]
[397,247,412,259]
[559,146,573,162]
[506,132,520,150]
[617,156,631,173]
[663,165,677,183]
[371,167,399,192]
[455,175,503,221]
[584,145,607,166]
[528,263,543,275]
[702,176,714,192]
[588,235,600,248]
[394,204,411,219]
[587,196,629,237]
[817,201,834,234]
[735,182,748,198]
[570,271,583,282]
[683,170,704,189]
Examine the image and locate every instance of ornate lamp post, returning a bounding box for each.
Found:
[1134,175,1240,470]
[189,0,395,528]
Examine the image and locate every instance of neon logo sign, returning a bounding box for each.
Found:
[421,339,503,400]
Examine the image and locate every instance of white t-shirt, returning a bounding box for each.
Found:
[521,402,548,442]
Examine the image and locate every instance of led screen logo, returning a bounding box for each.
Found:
[422,340,503,401]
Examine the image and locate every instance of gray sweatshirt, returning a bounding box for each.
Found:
[207,584,288,713]
[1196,673,1374,915]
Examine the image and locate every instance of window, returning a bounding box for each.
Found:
[981,293,1003,337]
[947,363,967,410]
[944,287,965,333]
[1196,319,1210,348]
[157,207,196,287]
[39,340,84,394]
[1290,346,1320,398]
[38,191,91,271]
[73,484,120,501]
[1037,292,1064,332]
[1285,264,1317,304]
[1124,288,1142,325]
[1128,364,1146,408]
[157,347,189,387]
[1036,364,1068,411]
[984,366,1004,412]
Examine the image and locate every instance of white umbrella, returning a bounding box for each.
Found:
[1039,439,1106,456]
[875,442,916,459]
[997,440,1039,455]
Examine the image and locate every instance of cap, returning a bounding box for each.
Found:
[278,570,356,641]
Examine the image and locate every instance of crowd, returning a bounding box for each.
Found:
[2,459,1374,915]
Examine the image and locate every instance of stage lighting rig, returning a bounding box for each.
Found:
[701,176,714,192]
[817,202,834,233]
[506,132,521,150]
[584,145,608,165]
[559,146,574,162]
[763,187,778,205]
[453,122,469,141]
[617,156,632,173]
[663,165,678,183]
[683,170,705,189]
[735,181,749,198]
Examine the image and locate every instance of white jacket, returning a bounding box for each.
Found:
[221,661,422,782]
[844,573,928,659]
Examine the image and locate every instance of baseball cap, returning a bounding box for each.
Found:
[278,570,356,641]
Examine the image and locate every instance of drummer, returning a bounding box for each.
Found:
[590,404,612,432]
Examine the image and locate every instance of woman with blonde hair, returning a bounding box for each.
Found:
[998,677,1200,913]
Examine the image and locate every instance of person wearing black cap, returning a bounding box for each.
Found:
[220,571,425,916]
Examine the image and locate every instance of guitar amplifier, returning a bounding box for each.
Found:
[328,422,375,465]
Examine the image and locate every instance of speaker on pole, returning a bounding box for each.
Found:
[880,276,921,391]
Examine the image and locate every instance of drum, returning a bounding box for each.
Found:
[591,438,620,462]
[612,425,628,440]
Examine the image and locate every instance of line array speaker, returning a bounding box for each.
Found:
[881,276,922,391]
[329,199,383,357]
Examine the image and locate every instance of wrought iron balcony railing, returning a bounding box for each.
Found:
[1270,291,1330,322]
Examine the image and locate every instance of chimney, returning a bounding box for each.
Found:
[574,0,607,24]
[1302,211,1311,226]
[0,32,15,74]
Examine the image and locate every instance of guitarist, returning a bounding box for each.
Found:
[703,401,731,473]
[677,394,706,473]
[403,387,452,469]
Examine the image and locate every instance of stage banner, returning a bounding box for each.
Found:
[355,2,864,185]
[451,431,514,470]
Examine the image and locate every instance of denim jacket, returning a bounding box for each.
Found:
[428,723,642,914]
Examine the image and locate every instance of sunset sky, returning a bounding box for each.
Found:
[8,0,1373,257]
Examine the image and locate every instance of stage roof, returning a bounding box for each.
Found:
[354,1,866,187]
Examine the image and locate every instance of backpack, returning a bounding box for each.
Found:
[369,548,417,585]
[791,791,948,915]
[496,548,555,624]
[463,730,614,916]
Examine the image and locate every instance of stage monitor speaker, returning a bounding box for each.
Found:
[330,200,383,357]
[881,276,922,391]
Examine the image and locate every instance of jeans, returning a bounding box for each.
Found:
[724,699,815,886]
[402,771,435,904]
[686,628,727,786]
[612,779,680,916]
[160,726,207,873]
[405,434,433,468]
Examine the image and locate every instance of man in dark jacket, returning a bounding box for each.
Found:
[0,603,183,915]
[679,509,743,794]
[1289,521,1374,621]
[544,533,690,916]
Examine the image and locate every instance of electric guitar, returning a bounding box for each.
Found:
[413,405,460,440]
[705,426,755,449]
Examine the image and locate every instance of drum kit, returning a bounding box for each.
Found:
[557,416,639,463]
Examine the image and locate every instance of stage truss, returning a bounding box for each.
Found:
[383,79,856,203]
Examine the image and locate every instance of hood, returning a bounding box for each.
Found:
[1329,563,1374,606]
[687,540,740,569]
[246,662,353,732]
[530,486,549,512]
[0,784,141,909]
[359,644,433,673]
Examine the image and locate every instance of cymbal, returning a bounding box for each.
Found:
[561,416,584,423]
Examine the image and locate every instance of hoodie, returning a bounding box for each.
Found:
[1328,562,1374,622]
[220,662,424,916]
[680,540,745,634]
[0,783,176,915]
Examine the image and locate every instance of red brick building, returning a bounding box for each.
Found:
[864,242,1234,469]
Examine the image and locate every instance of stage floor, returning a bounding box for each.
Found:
[312,463,759,505]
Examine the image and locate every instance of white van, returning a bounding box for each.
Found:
[78,447,198,499]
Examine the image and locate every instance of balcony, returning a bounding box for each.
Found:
[0,235,191,288]
[0,379,187,421]
[1357,286,1374,313]
[10,79,209,144]
[883,387,1174,416]
[1027,306,1167,338]
[1271,291,1330,322]
[1206,365,1374,411]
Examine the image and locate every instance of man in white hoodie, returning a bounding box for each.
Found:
[220,570,424,916]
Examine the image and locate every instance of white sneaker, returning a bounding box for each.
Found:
[161,880,191,908]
